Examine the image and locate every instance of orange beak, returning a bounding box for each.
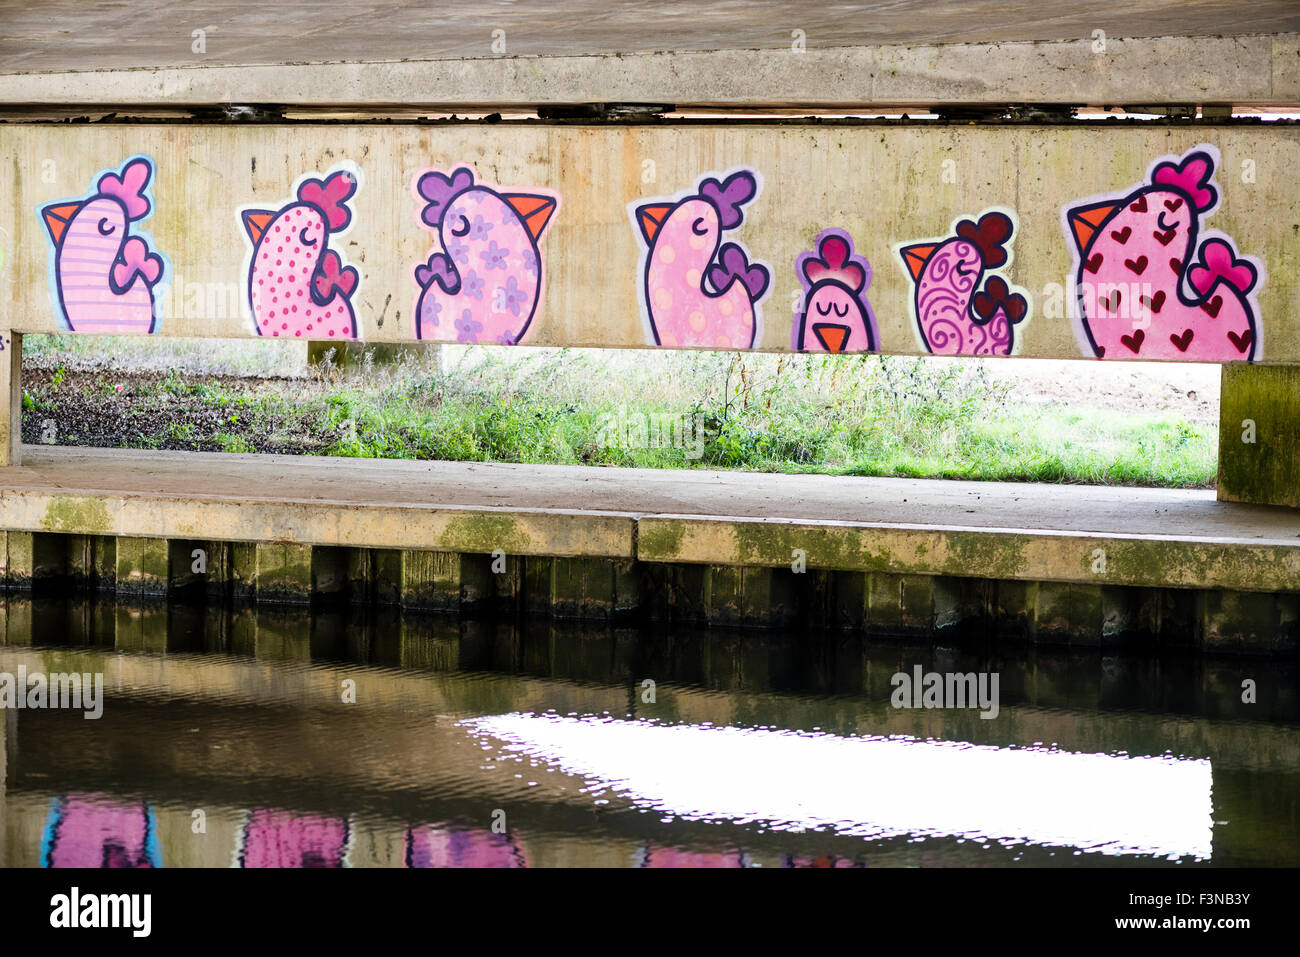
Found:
[503,194,556,240]
[899,243,936,281]
[241,209,275,245]
[41,202,81,245]
[636,203,673,245]
[1068,201,1118,254]
[812,324,850,354]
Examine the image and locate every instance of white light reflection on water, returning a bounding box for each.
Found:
[467,715,1213,860]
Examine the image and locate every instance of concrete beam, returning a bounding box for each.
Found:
[0,34,1297,110]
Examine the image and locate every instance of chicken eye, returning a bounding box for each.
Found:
[815,302,833,316]
[833,302,849,317]
[691,217,708,236]
[451,215,471,237]
[97,218,115,236]
[299,226,317,247]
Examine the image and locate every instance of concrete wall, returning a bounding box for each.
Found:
[2,123,1297,361]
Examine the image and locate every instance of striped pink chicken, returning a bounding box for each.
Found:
[242,168,359,339]
[40,156,165,334]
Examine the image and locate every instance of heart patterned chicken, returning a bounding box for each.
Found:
[1064,147,1262,361]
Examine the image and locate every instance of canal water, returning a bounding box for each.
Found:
[1,599,1296,867]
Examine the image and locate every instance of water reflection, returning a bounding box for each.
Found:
[406,827,526,868]
[0,598,1295,868]
[41,795,162,869]
[470,715,1214,860]
[239,810,349,869]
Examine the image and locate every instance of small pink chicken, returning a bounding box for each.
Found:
[412,166,558,344]
[631,169,770,349]
[794,228,878,353]
[241,168,359,340]
[897,209,1030,356]
[1064,146,1261,360]
[40,156,166,334]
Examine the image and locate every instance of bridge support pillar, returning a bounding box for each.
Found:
[0,333,19,468]
[1218,365,1300,509]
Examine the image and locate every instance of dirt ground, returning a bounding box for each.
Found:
[982,358,1220,423]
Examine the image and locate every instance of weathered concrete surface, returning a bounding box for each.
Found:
[2,35,1298,110]
[1,447,636,557]
[1218,364,1300,508]
[0,2,1296,108]
[637,514,1300,592]
[6,0,1298,71]
[2,124,1298,361]
[0,446,1296,592]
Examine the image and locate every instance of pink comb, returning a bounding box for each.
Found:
[97,158,152,221]
[802,233,866,291]
[298,170,357,232]
[1152,151,1217,213]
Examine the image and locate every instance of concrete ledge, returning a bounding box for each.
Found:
[0,447,1295,651]
[1,446,1297,594]
[0,492,636,562]
[1,34,1297,109]
[636,515,1300,593]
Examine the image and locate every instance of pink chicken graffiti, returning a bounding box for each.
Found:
[794,228,878,353]
[897,209,1030,356]
[631,169,770,349]
[241,167,360,340]
[406,825,527,867]
[412,166,558,344]
[238,809,348,868]
[1064,146,1262,360]
[39,156,167,334]
[41,795,161,868]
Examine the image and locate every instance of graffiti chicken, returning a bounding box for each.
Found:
[413,166,558,344]
[632,169,770,349]
[794,228,878,353]
[241,167,360,340]
[40,156,166,334]
[1064,146,1261,360]
[897,209,1030,356]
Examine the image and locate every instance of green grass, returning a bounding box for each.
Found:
[19,339,1218,488]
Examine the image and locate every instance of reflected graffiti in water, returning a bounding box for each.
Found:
[2,598,1296,868]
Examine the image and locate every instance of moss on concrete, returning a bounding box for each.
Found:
[1218,364,1300,508]
[254,543,313,604]
[441,513,531,556]
[637,519,686,561]
[115,537,170,597]
[40,495,112,534]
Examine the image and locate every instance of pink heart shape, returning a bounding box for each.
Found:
[112,236,162,288]
[1151,153,1215,212]
[97,159,152,221]
[1188,238,1256,296]
[314,249,358,299]
[805,259,864,289]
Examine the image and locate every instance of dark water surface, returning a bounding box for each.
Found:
[1,599,1296,868]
